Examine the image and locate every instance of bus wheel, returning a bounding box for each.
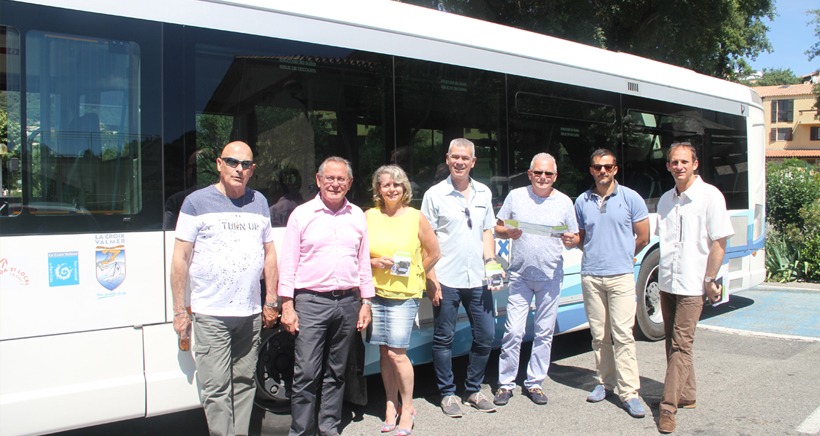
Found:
[635,249,664,341]
[254,325,294,413]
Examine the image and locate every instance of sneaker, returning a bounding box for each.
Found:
[440,395,463,418]
[658,410,676,433]
[586,385,614,403]
[493,388,513,406]
[679,400,697,409]
[622,398,646,418]
[526,387,549,405]
[465,392,497,412]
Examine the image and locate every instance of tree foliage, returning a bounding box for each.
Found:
[765,159,820,282]
[744,68,801,86]
[807,9,820,62]
[402,0,774,80]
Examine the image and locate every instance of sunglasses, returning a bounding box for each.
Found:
[531,170,556,177]
[591,164,615,172]
[464,207,472,230]
[220,156,254,170]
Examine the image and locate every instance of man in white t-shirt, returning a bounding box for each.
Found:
[655,142,734,434]
[492,153,579,407]
[171,141,279,436]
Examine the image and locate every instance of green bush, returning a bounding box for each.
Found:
[767,159,820,229]
[765,160,820,283]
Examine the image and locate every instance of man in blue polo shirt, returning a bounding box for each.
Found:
[574,148,649,418]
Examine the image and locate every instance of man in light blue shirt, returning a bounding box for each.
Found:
[574,148,649,419]
[422,138,499,417]
[492,153,578,407]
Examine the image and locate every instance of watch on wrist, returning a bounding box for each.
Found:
[264,300,279,309]
[704,276,715,283]
[361,299,372,307]
[484,258,495,264]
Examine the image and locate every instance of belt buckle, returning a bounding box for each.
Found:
[331,289,343,298]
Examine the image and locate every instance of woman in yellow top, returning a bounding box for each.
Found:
[367,165,440,435]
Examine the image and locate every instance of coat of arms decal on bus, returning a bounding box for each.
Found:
[96,244,126,291]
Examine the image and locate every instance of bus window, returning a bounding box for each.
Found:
[182,30,391,220]
[622,108,699,211]
[395,59,505,206]
[508,76,620,199]
[23,31,141,216]
[0,25,21,217]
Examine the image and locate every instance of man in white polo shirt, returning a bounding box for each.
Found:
[655,142,734,433]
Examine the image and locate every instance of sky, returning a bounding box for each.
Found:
[749,2,819,76]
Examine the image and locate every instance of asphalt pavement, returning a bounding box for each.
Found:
[55,282,820,436]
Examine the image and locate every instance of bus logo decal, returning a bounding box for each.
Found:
[48,252,79,287]
[96,245,126,291]
[1,257,32,286]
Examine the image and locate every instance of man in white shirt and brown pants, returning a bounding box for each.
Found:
[655,142,734,433]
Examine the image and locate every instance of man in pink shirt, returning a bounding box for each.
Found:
[278,156,375,436]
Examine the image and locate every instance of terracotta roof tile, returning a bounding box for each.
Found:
[753,83,816,98]
[766,149,820,158]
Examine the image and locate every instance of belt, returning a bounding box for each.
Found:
[295,288,359,299]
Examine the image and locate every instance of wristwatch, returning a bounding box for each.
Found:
[361,299,372,307]
[704,276,715,283]
[264,300,279,309]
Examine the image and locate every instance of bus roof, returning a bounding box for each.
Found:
[13,0,760,113]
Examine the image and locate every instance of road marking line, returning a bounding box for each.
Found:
[797,405,820,434]
[697,324,820,343]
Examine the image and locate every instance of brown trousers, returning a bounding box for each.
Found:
[659,291,704,414]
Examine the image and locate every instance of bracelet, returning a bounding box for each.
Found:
[484,258,495,264]
[174,311,188,317]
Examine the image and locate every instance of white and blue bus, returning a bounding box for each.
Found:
[0,0,766,434]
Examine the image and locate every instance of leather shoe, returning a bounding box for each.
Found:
[658,410,676,433]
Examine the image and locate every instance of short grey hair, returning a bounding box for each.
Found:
[447,138,475,157]
[530,152,557,170]
[317,156,353,180]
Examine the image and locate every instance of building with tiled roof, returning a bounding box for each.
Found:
[753,82,820,164]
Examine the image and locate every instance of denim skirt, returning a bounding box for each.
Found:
[366,295,420,348]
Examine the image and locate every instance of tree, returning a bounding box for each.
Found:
[402,0,774,80]
[806,9,820,116]
[745,68,801,86]
[807,9,820,62]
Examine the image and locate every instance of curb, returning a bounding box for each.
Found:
[757,282,820,292]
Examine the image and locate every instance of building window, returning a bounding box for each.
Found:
[769,128,793,141]
[811,127,820,141]
[771,99,794,123]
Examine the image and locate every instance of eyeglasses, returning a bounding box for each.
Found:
[322,175,349,185]
[464,207,472,230]
[591,164,615,172]
[220,156,253,170]
[531,170,556,177]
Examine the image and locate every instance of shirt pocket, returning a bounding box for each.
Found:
[680,214,704,243]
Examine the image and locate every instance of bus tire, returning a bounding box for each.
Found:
[254,325,294,413]
[635,249,665,341]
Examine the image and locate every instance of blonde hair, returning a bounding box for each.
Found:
[371,165,412,208]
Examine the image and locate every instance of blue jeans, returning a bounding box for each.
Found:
[432,284,495,396]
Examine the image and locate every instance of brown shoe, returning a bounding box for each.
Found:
[658,410,676,433]
[679,401,696,409]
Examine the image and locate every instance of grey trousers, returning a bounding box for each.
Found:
[289,292,361,436]
[193,313,261,436]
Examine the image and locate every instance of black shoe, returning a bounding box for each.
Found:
[493,388,513,406]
